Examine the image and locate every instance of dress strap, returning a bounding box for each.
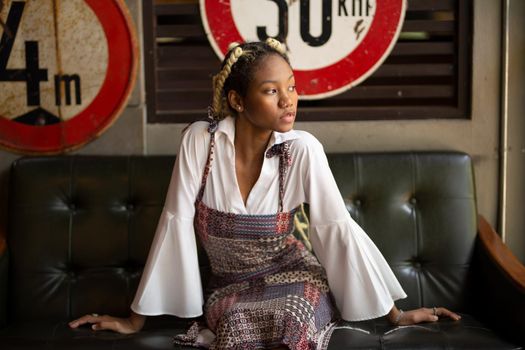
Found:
[197,118,292,212]
[196,119,218,203]
[265,141,292,212]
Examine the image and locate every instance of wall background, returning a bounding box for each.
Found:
[500,0,525,263]
[1,0,524,261]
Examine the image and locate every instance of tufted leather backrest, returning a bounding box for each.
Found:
[7,153,477,322]
[8,157,175,322]
[327,152,477,313]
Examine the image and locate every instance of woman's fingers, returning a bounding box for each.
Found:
[93,319,137,334]
[68,314,102,328]
[413,309,438,323]
[89,316,137,334]
[69,314,140,334]
[397,309,434,325]
[435,307,462,321]
[92,320,118,332]
[399,307,461,325]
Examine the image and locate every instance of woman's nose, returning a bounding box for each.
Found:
[279,94,292,108]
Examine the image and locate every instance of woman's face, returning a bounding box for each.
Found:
[238,54,298,133]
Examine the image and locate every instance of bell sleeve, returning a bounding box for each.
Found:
[131,124,207,317]
[300,135,407,321]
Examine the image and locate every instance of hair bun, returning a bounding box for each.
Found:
[265,38,286,54]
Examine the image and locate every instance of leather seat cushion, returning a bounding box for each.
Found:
[0,314,516,350]
[328,314,518,349]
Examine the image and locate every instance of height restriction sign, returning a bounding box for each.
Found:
[0,0,138,154]
[200,0,405,99]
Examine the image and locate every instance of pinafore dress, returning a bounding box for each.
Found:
[175,121,337,349]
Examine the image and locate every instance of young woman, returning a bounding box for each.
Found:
[69,39,460,349]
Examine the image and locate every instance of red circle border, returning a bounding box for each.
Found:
[0,0,138,154]
[201,0,405,99]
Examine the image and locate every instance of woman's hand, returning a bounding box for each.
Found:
[388,306,461,326]
[68,311,146,334]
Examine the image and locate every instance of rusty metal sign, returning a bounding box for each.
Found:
[200,0,405,99]
[0,0,138,154]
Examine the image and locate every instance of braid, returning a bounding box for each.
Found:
[209,39,290,120]
[211,46,243,120]
[265,37,286,55]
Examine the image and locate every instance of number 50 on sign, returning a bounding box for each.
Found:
[201,0,405,99]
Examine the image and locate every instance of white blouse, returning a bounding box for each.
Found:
[131,116,406,321]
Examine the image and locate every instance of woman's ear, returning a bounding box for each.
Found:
[227,90,244,113]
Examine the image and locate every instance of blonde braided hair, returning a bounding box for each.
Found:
[265,37,286,55]
[209,39,289,120]
[211,45,244,120]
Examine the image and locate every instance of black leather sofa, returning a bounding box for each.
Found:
[1,152,524,349]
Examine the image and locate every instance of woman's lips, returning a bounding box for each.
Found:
[281,112,295,122]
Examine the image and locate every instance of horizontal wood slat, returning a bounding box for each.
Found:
[401,20,455,33]
[156,42,456,68]
[155,3,200,15]
[156,63,454,90]
[406,0,455,11]
[145,0,472,123]
[155,105,465,123]
[157,85,454,104]
[157,24,204,37]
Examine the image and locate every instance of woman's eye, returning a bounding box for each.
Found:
[265,89,277,94]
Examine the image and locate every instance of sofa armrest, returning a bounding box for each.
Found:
[0,237,7,329]
[473,215,525,346]
[478,215,525,291]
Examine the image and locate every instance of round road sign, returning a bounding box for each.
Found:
[200,0,405,99]
[0,0,138,154]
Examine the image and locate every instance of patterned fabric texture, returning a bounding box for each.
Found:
[174,128,337,349]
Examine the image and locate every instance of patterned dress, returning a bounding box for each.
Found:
[174,121,337,349]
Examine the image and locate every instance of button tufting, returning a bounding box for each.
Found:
[67,270,77,281]
[410,197,417,205]
[408,257,425,269]
[354,199,362,207]
[68,202,77,212]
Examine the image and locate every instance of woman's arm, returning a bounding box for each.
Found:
[131,123,209,317]
[68,310,146,334]
[70,124,210,333]
[295,133,463,324]
[387,305,461,326]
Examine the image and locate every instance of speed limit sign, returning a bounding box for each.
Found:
[200,0,405,99]
[0,0,138,154]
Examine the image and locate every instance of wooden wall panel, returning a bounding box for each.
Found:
[144,0,472,123]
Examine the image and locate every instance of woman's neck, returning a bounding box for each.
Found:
[234,117,272,162]
[233,116,273,205]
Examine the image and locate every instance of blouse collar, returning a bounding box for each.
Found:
[216,116,300,148]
